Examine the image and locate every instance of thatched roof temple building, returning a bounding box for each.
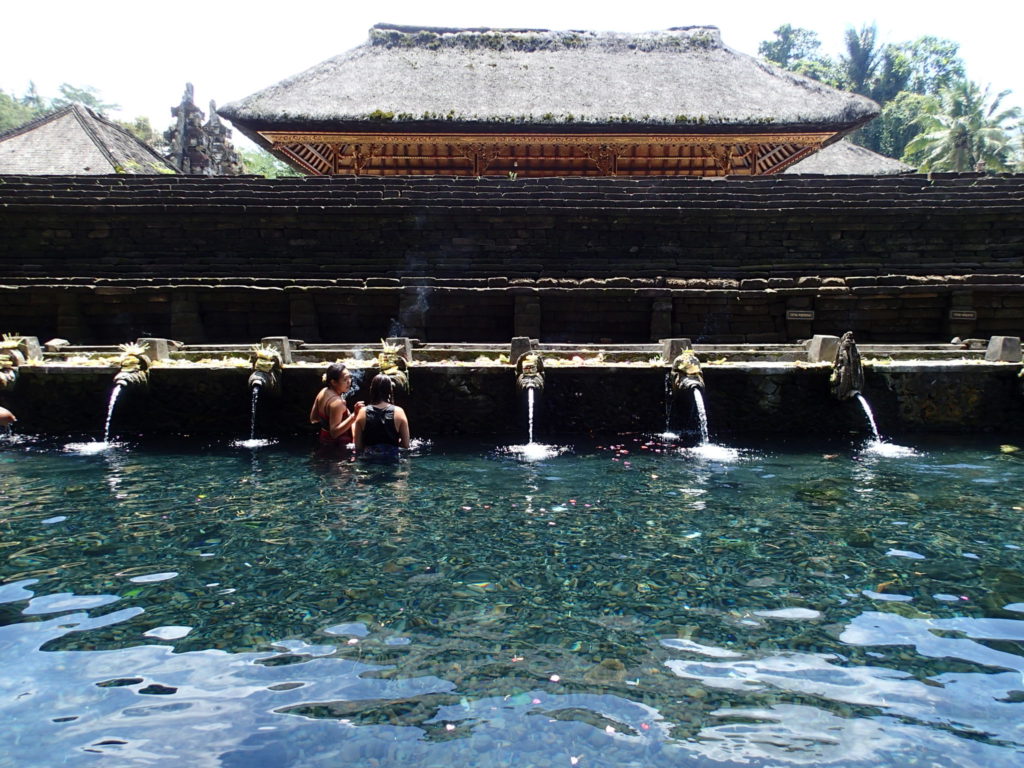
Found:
[220,23,879,177]
[784,139,915,175]
[0,105,176,175]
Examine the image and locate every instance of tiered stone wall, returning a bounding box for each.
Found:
[4,363,1021,438]
[2,174,1022,343]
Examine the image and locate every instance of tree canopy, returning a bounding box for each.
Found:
[904,83,1021,172]
[758,23,1021,171]
[238,148,302,178]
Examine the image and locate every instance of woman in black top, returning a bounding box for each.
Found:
[353,374,410,454]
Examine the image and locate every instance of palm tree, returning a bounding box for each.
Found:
[840,24,881,96]
[904,82,1021,171]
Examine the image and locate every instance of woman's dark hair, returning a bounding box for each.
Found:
[368,373,395,403]
[324,362,349,384]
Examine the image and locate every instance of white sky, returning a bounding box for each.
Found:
[3,0,1022,147]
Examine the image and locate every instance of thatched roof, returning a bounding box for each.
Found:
[0,105,176,175]
[220,24,879,135]
[785,139,915,175]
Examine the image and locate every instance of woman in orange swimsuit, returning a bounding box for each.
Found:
[309,363,362,446]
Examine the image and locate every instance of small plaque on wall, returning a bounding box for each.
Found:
[948,309,977,321]
[786,310,815,320]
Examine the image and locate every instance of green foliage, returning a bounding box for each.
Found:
[1014,122,1024,172]
[1,82,128,131]
[757,23,1017,166]
[0,89,40,132]
[238,148,302,178]
[758,24,821,69]
[898,37,965,96]
[858,91,938,160]
[117,116,169,154]
[51,83,119,114]
[904,82,1022,171]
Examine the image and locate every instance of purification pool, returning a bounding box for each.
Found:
[2,432,1024,767]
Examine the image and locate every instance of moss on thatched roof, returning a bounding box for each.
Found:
[0,105,176,175]
[785,139,915,175]
[220,24,879,134]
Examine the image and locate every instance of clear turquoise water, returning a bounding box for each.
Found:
[2,432,1024,767]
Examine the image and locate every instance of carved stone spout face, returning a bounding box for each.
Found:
[515,353,545,391]
[830,331,864,401]
[0,349,22,371]
[378,351,400,371]
[670,350,704,392]
[517,374,543,391]
[248,368,280,395]
[113,368,148,389]
[388,369,410,397]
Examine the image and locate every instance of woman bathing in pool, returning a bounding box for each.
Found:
[309,363,362,446]
[352,374,410,456]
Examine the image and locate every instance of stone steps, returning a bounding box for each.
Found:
[3,173,1024,213]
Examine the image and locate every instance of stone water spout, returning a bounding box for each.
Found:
[248,345,282,395]
[830,331,865,400]
[112,343,151,389]
[0,334,28,391]
[377,339,410,395]
[670,348,705,394]
[515,352,545,392]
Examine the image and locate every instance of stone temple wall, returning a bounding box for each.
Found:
[1,174,1022,344]
[4,364,1022,438]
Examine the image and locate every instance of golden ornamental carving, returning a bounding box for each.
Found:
[352,143,382,174]
[263,130,832,176]
[453,142,501,175]
[581,144,622,175]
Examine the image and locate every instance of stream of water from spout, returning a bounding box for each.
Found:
[855,393,881,440]
[527,388,535,444]
[693,389,710,444]
[664,373,673,433]
[103,383,125,444]
[250,383,261,441]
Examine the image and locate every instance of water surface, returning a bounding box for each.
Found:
[2,433,1024,767]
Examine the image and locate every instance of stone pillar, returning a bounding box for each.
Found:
[170,292,206,343]
[947,290,977,341]
[16,336,41,361]
[985,336,1022,362]
[260,336,293,364]
[385,337,414,362]
[398,289,428,340]
[510,336,536,363]
[661,338,692,363]
[785,298,815,341]
[289,293,320,343]
[513,293,541,339]
[649,297,673,342]
[806,334,840,363]
[56,290,87,343]
[136,338,171,361]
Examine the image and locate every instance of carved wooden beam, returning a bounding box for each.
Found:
[581,144,621,175]
[762,145,820,174]
[453,142,501,175]
[351,143,381,175]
